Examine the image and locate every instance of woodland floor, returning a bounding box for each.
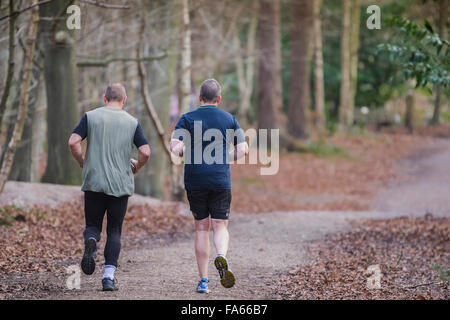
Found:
[0,127,449,300]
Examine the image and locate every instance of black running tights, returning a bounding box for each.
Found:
[83,191,129,267]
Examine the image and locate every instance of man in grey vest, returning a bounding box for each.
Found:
[68,83,150,291]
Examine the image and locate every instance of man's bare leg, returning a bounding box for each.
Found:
[194,217,210,279]
[211,219,229,256]
[212,219,235,288]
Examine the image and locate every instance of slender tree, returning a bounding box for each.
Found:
[0,0,39,194]
[235,0,259,125]
[180,0,191,114]
[288,0,313,139]
[9,51,44,182]
[348,0,362,125]
[312,0,326,132]
[339,0,352,129]
[0,0,17,136]
[430,0,448,125]
[405,88,415,134]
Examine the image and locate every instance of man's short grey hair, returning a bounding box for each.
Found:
[105,83,126,102]
[200,79,221,103]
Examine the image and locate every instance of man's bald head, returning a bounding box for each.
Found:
[105,83,126,102]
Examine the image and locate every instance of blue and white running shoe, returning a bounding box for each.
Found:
[197,277,210,293]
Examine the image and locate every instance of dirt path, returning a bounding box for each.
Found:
[370,138,450,217]
[41,138,450,299]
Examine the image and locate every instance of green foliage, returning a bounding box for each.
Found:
[240,177,264,185]
[321,0,411,114]
[0,207,14,227]
[0,206,48,227]
[293,140,349,158]
[377,17,449,90]
[0,216,13,227]
[431,262,450,282]
[439,109,450,123]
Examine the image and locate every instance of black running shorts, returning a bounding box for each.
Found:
[186,189,232,220]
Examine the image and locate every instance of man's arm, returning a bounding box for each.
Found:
[131,122,150,174]
[131,144,150,174]
[68,133,84,167]
[69,114,88,167]
[229,141,249,162]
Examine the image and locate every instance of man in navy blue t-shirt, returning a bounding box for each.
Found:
[170,79,248,293]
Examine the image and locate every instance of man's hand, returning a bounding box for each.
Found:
[131,145,150,175]
[229,142,249,162]
[170,139,184,157]
[130,158,138,174]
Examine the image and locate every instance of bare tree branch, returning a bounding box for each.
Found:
[403,281,439,289]
[0,0,53,22]
[136,52,171,160]
[78,0,130,9]
[77,53,167,68]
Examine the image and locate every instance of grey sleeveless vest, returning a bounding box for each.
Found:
[81,107,137,197]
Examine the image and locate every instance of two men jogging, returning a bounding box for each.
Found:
[69,79,247,294]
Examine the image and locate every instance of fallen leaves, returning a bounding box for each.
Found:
[0,198,192,299]
[276,216,450,300]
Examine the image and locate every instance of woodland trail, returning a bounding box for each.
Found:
[45,139,450,300]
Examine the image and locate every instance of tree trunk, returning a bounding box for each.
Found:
[0,1,39,194]
[257,0,285,132]
[40,0,81,185]
[430,0,447,126]
[30,73,47,181]
[180,0,191,114]
[0,0,17,137]
[339,0,352,130]
[431,86,442,126]
[348,0,361,125]
[236,0,258,126]
[9,33,45,182]
[9,63,42,182]
[312,0,326,133]
[405,89,415,134]
[288,0,313,139]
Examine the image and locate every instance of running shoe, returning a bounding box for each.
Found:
[197,278,210,293]
[214,254,235,288]
[102,277,119,291]
[80,238,97,275]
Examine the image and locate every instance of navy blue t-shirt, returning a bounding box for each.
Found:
[174,106,245,190]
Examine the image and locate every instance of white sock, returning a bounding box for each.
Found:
[103,265,116,280]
